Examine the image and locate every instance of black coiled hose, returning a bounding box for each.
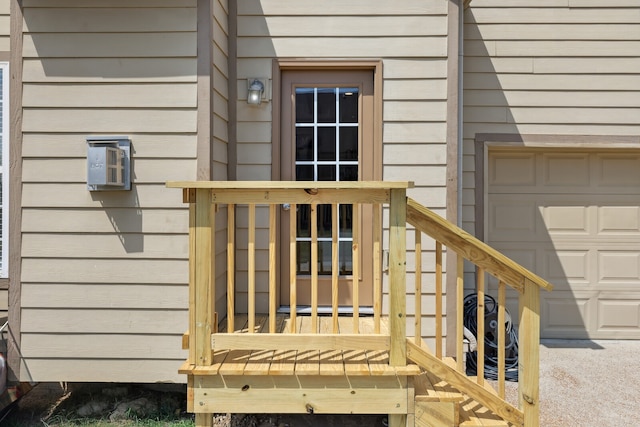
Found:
[463,293,519,382]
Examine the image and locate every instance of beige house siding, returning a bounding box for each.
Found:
[0,0,8,52]
[235,0,450,348]
[18,0,198,382]
[0,0,8,324]
[211,0,230,322]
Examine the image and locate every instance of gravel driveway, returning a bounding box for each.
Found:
[501,339,640,427]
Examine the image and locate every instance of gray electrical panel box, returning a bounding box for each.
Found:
[87,136,131,191]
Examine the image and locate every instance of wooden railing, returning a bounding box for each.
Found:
[406,197,553,427]
[168,181,551,427]
[168,181,412,369]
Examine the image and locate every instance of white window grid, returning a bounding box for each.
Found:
[294,87,359,273]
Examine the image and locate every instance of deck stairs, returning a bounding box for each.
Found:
[410,346,511,427]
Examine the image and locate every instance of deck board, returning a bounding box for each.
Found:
[183,314,421,377]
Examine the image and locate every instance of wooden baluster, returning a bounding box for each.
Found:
[477,267,485,386]
[435,241,443,359]
[248,204,256,334]
[290,203,297,333]
[456,255,464,372]
[311,203,318,333]
[498,280,506,399]
[269,204,277,333]
[331,203,339,334]
[373,203,382,334]
[227,203,235,333]
[352,203,360,334]
[414,229,422,345]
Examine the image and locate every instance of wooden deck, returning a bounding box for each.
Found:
[168,181,551,426]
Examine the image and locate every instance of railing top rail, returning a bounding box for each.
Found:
[167,180,415,190]
[406,197,553,293]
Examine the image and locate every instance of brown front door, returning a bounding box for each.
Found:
[280,69,375,309]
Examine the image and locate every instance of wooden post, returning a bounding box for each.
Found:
[193,188,214,366]
[519,279,541,427]
[387,190,407,427]
[388,188,407,366]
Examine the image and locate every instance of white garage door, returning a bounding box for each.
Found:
[488,149,640,339]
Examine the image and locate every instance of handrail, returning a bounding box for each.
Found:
[167,180,413,190]
[407,196,548,426]
[406,197,553,293]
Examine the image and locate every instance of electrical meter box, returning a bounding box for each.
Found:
[87,136,131,191]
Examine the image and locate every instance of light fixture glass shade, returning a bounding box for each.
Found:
[247,79,265,105]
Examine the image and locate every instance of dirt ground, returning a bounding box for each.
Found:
[0,382,386,426]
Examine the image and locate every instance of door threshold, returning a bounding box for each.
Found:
[277,306,374,316]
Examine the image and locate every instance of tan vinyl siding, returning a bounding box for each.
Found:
[0,0,7,51]
[0,0,8,334]
[18,0,198,383]
[236,0,449,348]
[212,0,230,320]
[463,1,640,236]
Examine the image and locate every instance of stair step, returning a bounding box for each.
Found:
[458,380,509,427]
[414,369,509,427]
[459,395,509,427]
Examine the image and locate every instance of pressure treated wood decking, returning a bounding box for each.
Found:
[180,314,421,377]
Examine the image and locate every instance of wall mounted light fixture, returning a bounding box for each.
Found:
[247,78,266,105]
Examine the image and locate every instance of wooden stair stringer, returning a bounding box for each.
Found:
[407,339,523,427]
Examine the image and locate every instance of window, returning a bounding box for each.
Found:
[0,63,8,278]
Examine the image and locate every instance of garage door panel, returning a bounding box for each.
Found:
[542,153,590,188]
[541,291,593,339]
[544,249,591,289]
[489,198,537,239]
[597,296,640,338]
[598,251,640,283]
[544,205,589,235]
[489,152,536,187]
[596,154,640,188]
[598,206,640,234]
